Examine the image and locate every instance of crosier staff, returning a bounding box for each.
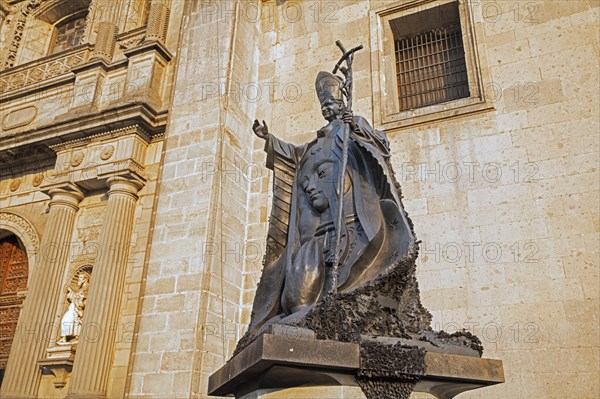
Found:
[329,40,363,296]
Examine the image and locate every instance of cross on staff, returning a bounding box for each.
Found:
[329,40,363,296]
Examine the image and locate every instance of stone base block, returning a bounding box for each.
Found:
[208,332,504,399]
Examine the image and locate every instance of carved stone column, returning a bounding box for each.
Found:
[0,184,84,399]
[66,175,143,399]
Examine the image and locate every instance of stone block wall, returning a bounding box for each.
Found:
[127,1,261,397]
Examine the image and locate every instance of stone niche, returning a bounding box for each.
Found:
[39,265,93,390]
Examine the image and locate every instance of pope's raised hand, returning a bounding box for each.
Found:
[253,119,269,139]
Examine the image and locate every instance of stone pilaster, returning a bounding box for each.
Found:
[0,184,84,399]
[145,0,170,43]
[91,21,117,62]
[66,175,143,399]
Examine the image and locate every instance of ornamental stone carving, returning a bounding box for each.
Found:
[0,211,40,264]
[32,173,43,187]
[9,179,21,192]
[70,151,84,167]
[2,0,45,69]
[0,49,89,93]
[100,144,114,160]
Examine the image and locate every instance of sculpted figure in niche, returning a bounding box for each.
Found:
[245,71,416,338]
[58,271,90,343]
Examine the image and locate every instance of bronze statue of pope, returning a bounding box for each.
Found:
[246,71,416,338]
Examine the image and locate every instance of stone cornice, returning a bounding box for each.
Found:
[0,144,55,176]
[123,40,173,62]
[1,102,167,153]
[69,57,128,74]
[47,124,151,152]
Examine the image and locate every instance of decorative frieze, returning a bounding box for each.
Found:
[0,45,91,94]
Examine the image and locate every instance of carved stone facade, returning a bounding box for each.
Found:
[0,0,176,397]
[0,1,598,398]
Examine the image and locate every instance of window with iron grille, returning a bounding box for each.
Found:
[391,2,469,111]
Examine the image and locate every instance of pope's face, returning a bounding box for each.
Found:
[300,159,336,213]
[321,99,342,122]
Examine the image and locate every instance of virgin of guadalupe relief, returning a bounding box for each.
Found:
[232,42,486,398]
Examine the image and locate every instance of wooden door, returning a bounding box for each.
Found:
[0,235,29,378]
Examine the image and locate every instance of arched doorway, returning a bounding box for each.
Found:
[0,234,29,385]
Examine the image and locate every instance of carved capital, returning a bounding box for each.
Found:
[106,175,144,200]
[44,183,85,211]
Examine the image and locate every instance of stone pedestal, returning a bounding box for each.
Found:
[208,329,504,399]
[38,344,78,389]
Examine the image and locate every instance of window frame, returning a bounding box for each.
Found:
[47,10,88,56]
[369,0,493,128]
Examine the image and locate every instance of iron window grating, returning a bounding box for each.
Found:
[395,24,470,111]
